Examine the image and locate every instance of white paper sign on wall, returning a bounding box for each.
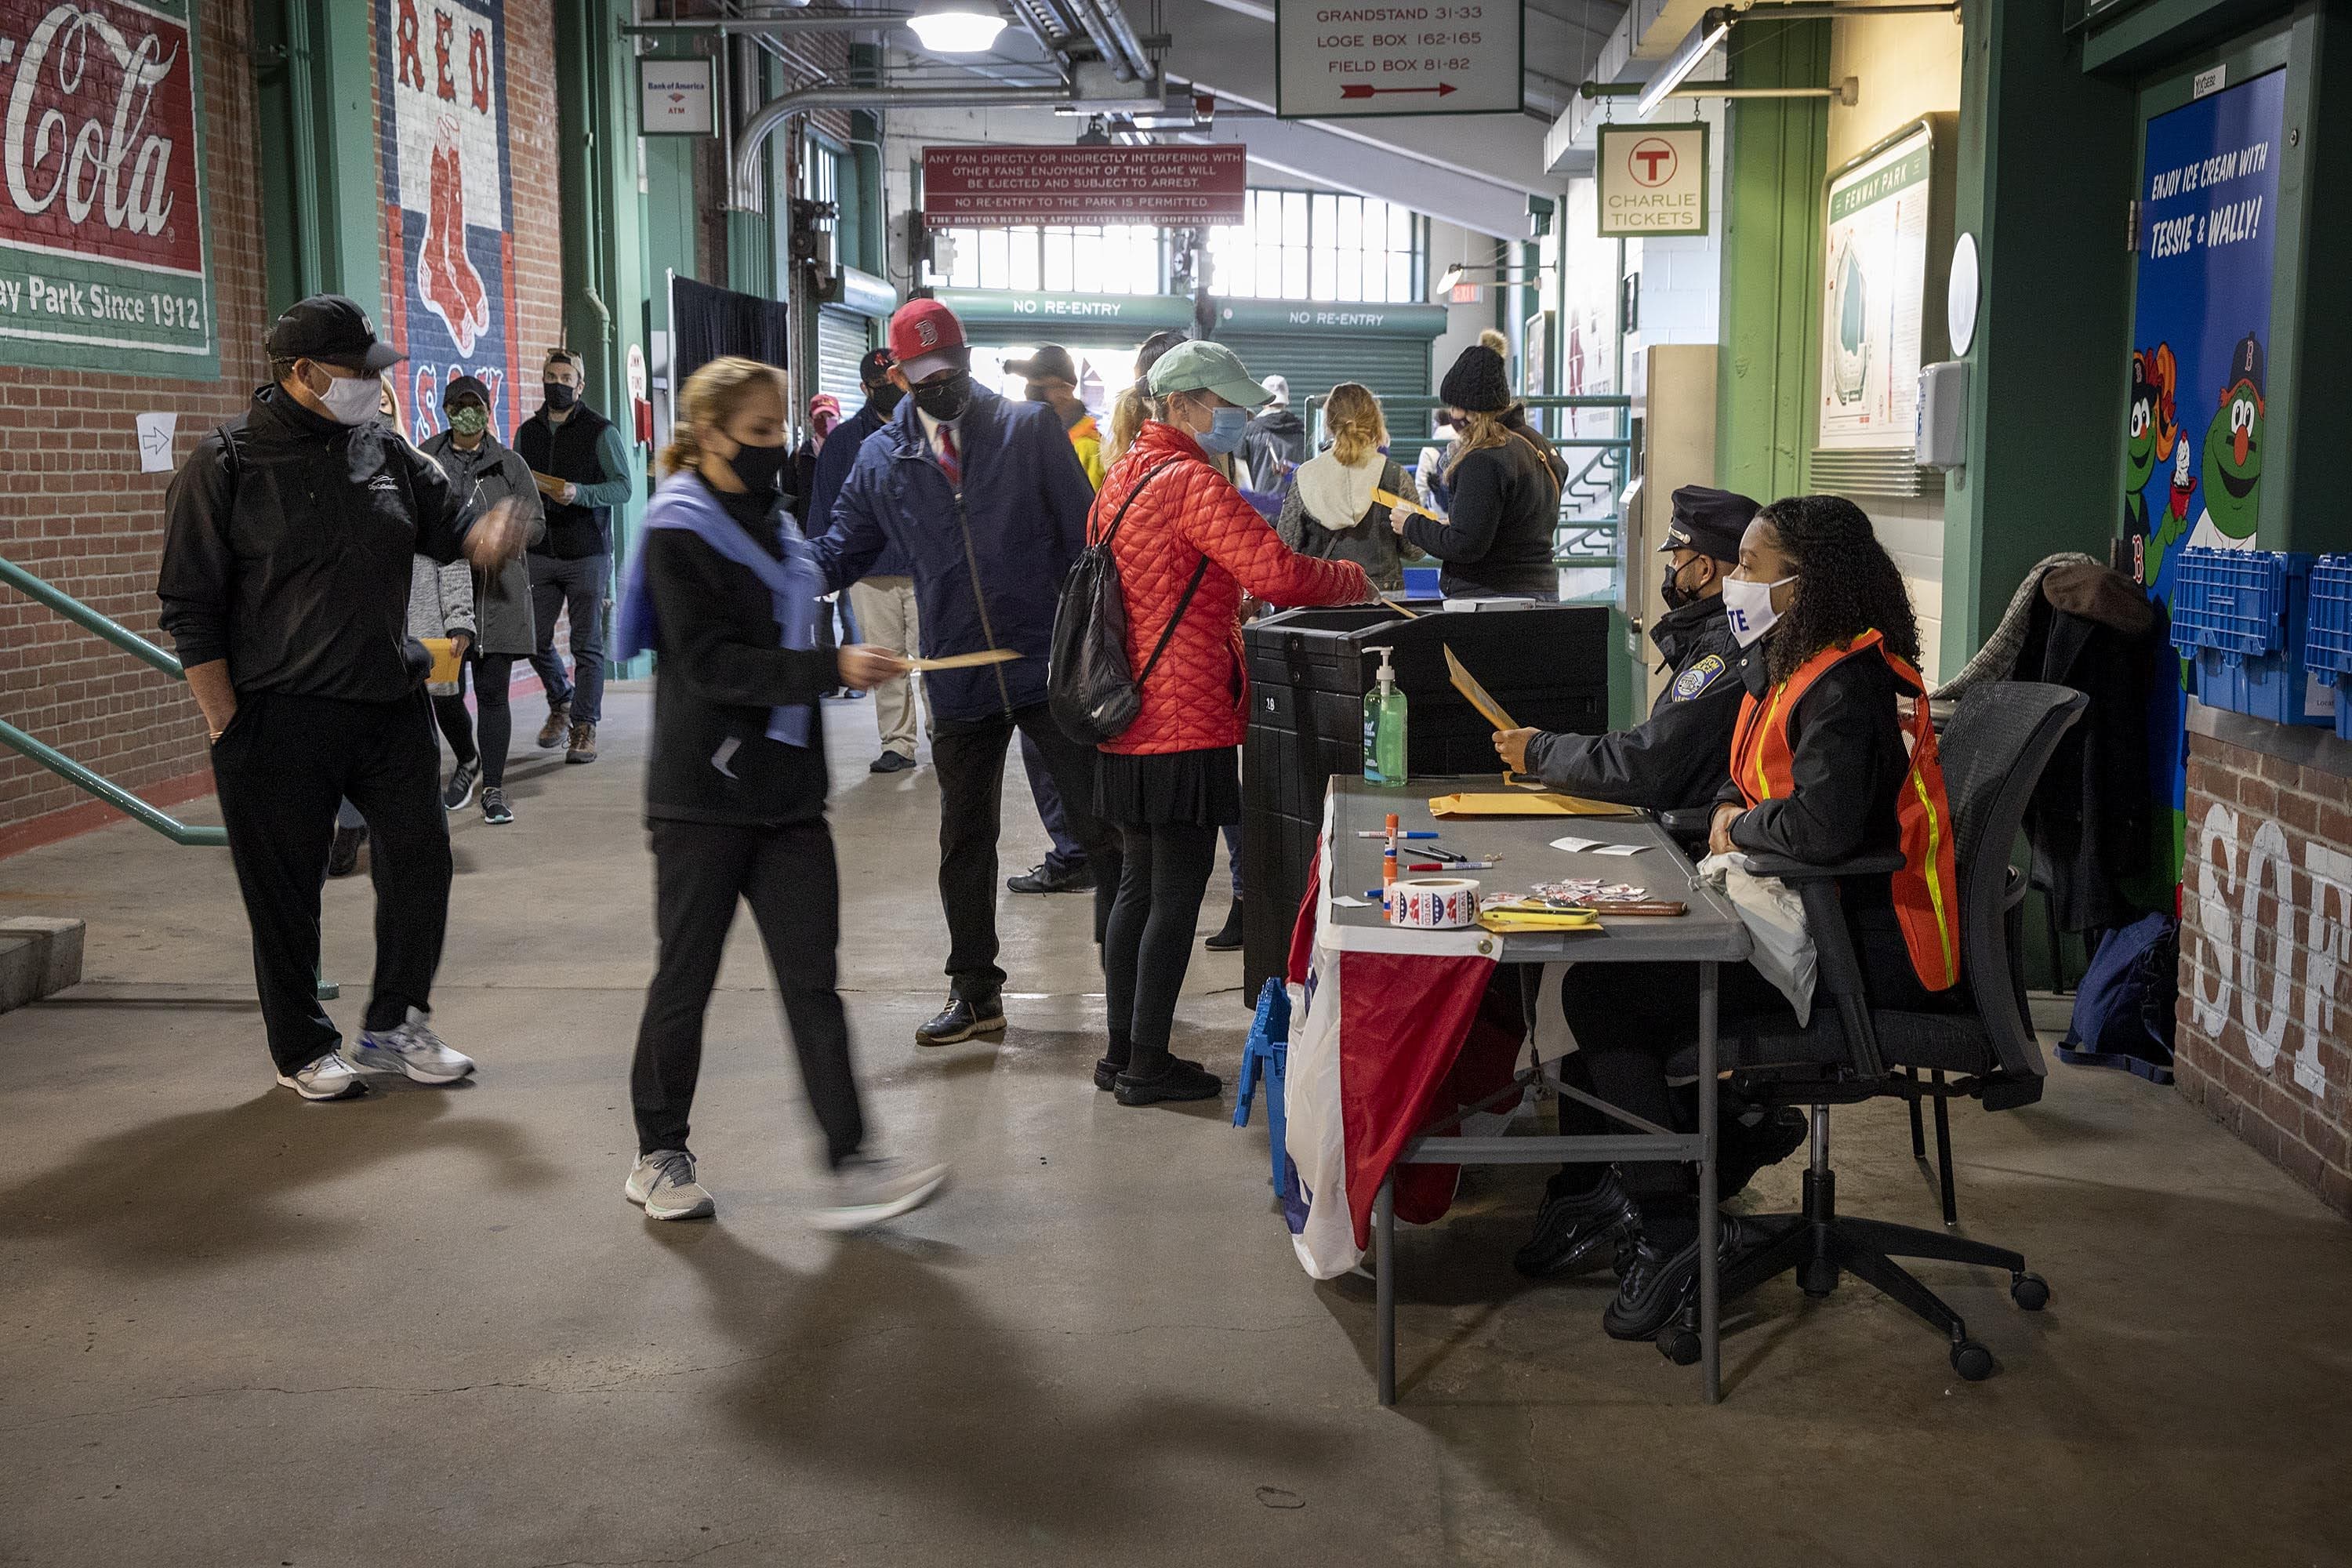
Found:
[1276,0,1524,119]
[641,59,715,136]
[1596,123,1709,237]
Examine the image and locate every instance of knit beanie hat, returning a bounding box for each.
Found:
[1439,344,1512,415]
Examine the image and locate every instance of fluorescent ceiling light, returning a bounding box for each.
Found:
[908,6,1006,53]
[1637,8,1730,118]
[1437,263,1466,292]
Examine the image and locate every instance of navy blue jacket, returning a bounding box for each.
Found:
[814,385,1096,722]
[807,398,906,577]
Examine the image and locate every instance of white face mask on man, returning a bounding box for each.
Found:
[1721,573,1795,647]
[308,366,387,426]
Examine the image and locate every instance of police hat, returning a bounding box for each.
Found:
[1660,485,1759,564]
[266,294,404,373]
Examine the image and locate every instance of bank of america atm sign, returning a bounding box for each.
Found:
[1597,122,1708,238]
[0,0,218,377]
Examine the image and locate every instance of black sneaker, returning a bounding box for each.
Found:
[1094,1052,1205,1091]
[1203,898,1244,951]
[1113,1058,1222,1106]
[441,759,481,812]
[327,822,366,878]
[1603,1218,1769,1341]
[481,786,514,826]
[869,750,917,774]
[1720,1105,1809,1198]
[916,993,1007,1046]
[1513,1168,1642,1279]
[1007,861,1095,895]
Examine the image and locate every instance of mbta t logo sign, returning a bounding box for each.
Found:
[1627,137,1679,187]
[1596,122,1708,238]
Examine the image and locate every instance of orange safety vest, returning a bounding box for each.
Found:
[1727,630,1960,993]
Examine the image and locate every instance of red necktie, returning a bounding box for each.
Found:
[937,425,962,489]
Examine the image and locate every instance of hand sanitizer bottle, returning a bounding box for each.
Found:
[1362,645,1408,785]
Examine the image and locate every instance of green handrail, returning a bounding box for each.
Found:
[0,717,226,847]
[0,556,183,678]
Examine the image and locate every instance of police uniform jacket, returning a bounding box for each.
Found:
[1524,592,1746,811]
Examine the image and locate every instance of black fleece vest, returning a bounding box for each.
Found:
[517,404,614,559]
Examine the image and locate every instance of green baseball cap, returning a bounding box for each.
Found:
[1147,339,1273,409]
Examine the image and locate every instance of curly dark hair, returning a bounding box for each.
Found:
[1756,494,1922,684]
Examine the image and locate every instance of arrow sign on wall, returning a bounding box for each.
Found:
[1339,83,1458,99]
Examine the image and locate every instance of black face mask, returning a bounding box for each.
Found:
[727,438,790,498]
[871,383,905,417]
[911,372,973,423]
[543,381,579,412]
[1660,557,1697,613]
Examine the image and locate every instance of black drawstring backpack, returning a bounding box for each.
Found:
[1047,459,1209,746]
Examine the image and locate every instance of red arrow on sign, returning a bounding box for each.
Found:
[1340,82,1458,98]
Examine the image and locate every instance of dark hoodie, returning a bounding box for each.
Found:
[1240,406,1308,493]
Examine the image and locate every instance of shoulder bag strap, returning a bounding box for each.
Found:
[1099,457,1182,546]
[1138,552,1213,687]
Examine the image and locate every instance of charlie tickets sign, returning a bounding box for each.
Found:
[0,0,218,377]
[376,0,518,441]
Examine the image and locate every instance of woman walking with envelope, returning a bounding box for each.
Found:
[1089,342,1371,1105]
[614,356,948,1228]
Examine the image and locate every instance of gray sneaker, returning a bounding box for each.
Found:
[274,1051,363,1101]
[808,1153,951,1232]
[626,1149,715,1221]
[349,1011,476,1084]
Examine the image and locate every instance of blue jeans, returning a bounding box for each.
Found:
[527,553,608,725]
[1222,822,1242,899]
[1018,729,1090,877]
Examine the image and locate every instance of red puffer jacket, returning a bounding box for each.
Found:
[1094,422,1370,754]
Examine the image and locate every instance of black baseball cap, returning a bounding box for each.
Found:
[266,294,403,372]
[443,374,492,408]
[1007,344,1078,385]
[858,347,895,387]
[1661,485,1760,564]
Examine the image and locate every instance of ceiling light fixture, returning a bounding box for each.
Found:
[907,3,1007,53]
[1637,7,1731,119]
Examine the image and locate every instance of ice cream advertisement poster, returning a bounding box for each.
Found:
[2122,65,2285,889]
[376,0,520,442]
[1817,126,1932,452]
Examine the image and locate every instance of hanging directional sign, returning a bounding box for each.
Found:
[1276,0,1524,119]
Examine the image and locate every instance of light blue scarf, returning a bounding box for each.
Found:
[615,472,822,747]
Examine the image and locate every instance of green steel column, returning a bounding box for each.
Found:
[251,0,383,317]
[1940,5,2134,674]
[2263,2,2352,556]
[1713,20,1829,503]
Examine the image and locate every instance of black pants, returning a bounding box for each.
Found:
[927,703,1122,1000]
[631,818,866,1166]
[210,690,452,1073]
[1103,821,1220,1062]
[431,653,517,788]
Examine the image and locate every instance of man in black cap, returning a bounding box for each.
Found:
[517,347,633,765]
[158,293,528,1101]
[1490,482,1803,1279]
[810,346,926,772]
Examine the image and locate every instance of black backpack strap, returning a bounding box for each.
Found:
[1098,457,1182,546]
[1138,553,1212,687]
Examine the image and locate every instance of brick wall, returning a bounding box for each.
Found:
[0,0,267,842]
[2176,710,2352,1220]
[0,0,567,853]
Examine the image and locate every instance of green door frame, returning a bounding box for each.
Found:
[252,0,383,318]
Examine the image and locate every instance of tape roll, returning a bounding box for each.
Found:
[1387,877,1482,929]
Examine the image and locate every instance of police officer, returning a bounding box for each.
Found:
[1489,484,1803,1282]
[1491,485,1757,806]
[158,294,528,1101]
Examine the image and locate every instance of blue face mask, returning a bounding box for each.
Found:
[1196,404,1250,455]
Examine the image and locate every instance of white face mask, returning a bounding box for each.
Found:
[1722,574,1795,647]
[311,368,386,426]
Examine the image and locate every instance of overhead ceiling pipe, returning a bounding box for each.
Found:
[1085,0,1156,80]
[733,84,1081,208]
[1062,0,1136,80]
[622,12,918,33]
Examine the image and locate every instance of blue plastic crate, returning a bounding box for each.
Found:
[2169,547,2328,727]
[2303,554,2352,739]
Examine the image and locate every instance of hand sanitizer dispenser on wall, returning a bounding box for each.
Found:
[1917,361,1970,472]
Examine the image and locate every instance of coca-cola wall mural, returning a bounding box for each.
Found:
[376,0,518,442]
[0,0,218,378]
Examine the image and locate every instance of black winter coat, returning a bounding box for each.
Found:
[1399,434,1558,597]
[1526,594,1746,810]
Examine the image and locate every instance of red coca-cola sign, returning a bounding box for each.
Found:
[0,0,205,276]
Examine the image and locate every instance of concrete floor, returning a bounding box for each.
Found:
[2,690,2348,1568]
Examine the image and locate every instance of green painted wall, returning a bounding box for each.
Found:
[252,0,381,318]
[1714,20,1829,503]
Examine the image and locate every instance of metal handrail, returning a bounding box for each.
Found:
[0,554,221,847]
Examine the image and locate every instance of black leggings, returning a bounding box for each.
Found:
[431,654,516,787]
[1102,820,1220,1070]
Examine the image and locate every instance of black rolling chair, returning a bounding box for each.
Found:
[1661,681,2088,1380]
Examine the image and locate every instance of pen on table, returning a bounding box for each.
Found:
[1356,829,1439,839]
[1409,860,1499,871]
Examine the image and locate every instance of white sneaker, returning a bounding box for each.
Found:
[808,1153,951,1232]
[626,1149,715,1221]
[275,1051,362,1101]
[348,1010,476,1084]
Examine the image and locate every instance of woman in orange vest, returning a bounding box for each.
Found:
[1539,494,1961,1345]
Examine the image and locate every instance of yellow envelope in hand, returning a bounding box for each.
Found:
[1428,792,1639,818]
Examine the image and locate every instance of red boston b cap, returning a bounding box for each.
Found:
[888,299,968,383]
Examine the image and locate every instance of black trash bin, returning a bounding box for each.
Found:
[1239,603,1613,996]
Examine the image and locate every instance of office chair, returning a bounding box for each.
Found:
[1661,682,2088,1380]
